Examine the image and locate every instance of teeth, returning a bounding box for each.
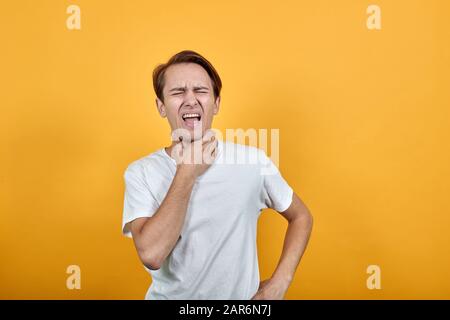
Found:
[182,113,201,120]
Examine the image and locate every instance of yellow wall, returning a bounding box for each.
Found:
[1,0,449,299]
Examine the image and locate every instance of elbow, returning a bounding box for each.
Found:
[306,211,313,233]
[308,211,314,231]
[143,259,161,271]
[297,209,313,230]
[139,250,164,271]
[305,209,313,228]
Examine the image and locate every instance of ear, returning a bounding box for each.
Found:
[156,97,166,118]
[213,96,221,115]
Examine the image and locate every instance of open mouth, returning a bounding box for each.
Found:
[181,112,202,129]
[182,113,201,121]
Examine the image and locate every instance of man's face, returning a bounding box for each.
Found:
[156,62,220,142]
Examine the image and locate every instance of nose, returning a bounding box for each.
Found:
[183,89,199,107]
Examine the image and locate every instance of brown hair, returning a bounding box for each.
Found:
[152,50,222,103]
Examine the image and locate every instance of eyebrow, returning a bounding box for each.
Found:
[168,86,210,92]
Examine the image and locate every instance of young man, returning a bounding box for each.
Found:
[122,50,313,300]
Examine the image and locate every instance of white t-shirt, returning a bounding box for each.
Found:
[122,139,293,300]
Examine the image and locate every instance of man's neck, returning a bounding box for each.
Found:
[164,142,177,160]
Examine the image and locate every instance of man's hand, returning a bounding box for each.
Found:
[171,129,218,178]
[251,277,291,300]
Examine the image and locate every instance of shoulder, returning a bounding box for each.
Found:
[123,149,167,178]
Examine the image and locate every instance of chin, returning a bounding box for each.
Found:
[171,121,210,143]
[170,127,204,143]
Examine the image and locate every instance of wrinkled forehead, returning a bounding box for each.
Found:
[164,63,213,89]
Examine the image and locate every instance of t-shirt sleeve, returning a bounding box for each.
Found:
[122,163,159,238]
[259,149,294,212]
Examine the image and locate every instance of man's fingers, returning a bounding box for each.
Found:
[173,129,218,165]
[202,129,216,144]
[172,129,191,147]
[204,139,218,155]
[203,139,218,164]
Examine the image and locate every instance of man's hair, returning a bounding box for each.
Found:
[152,50,222,103]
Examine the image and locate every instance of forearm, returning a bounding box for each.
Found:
[138,168,196,264]
[271,212,313,287]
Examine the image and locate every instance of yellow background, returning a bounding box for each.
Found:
[1,0,450,299]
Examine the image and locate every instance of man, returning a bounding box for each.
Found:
[122,50,313,300]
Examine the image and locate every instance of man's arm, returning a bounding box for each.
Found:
[129,136,217,270]
[252,192,313,300]
[129,168,196,270]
